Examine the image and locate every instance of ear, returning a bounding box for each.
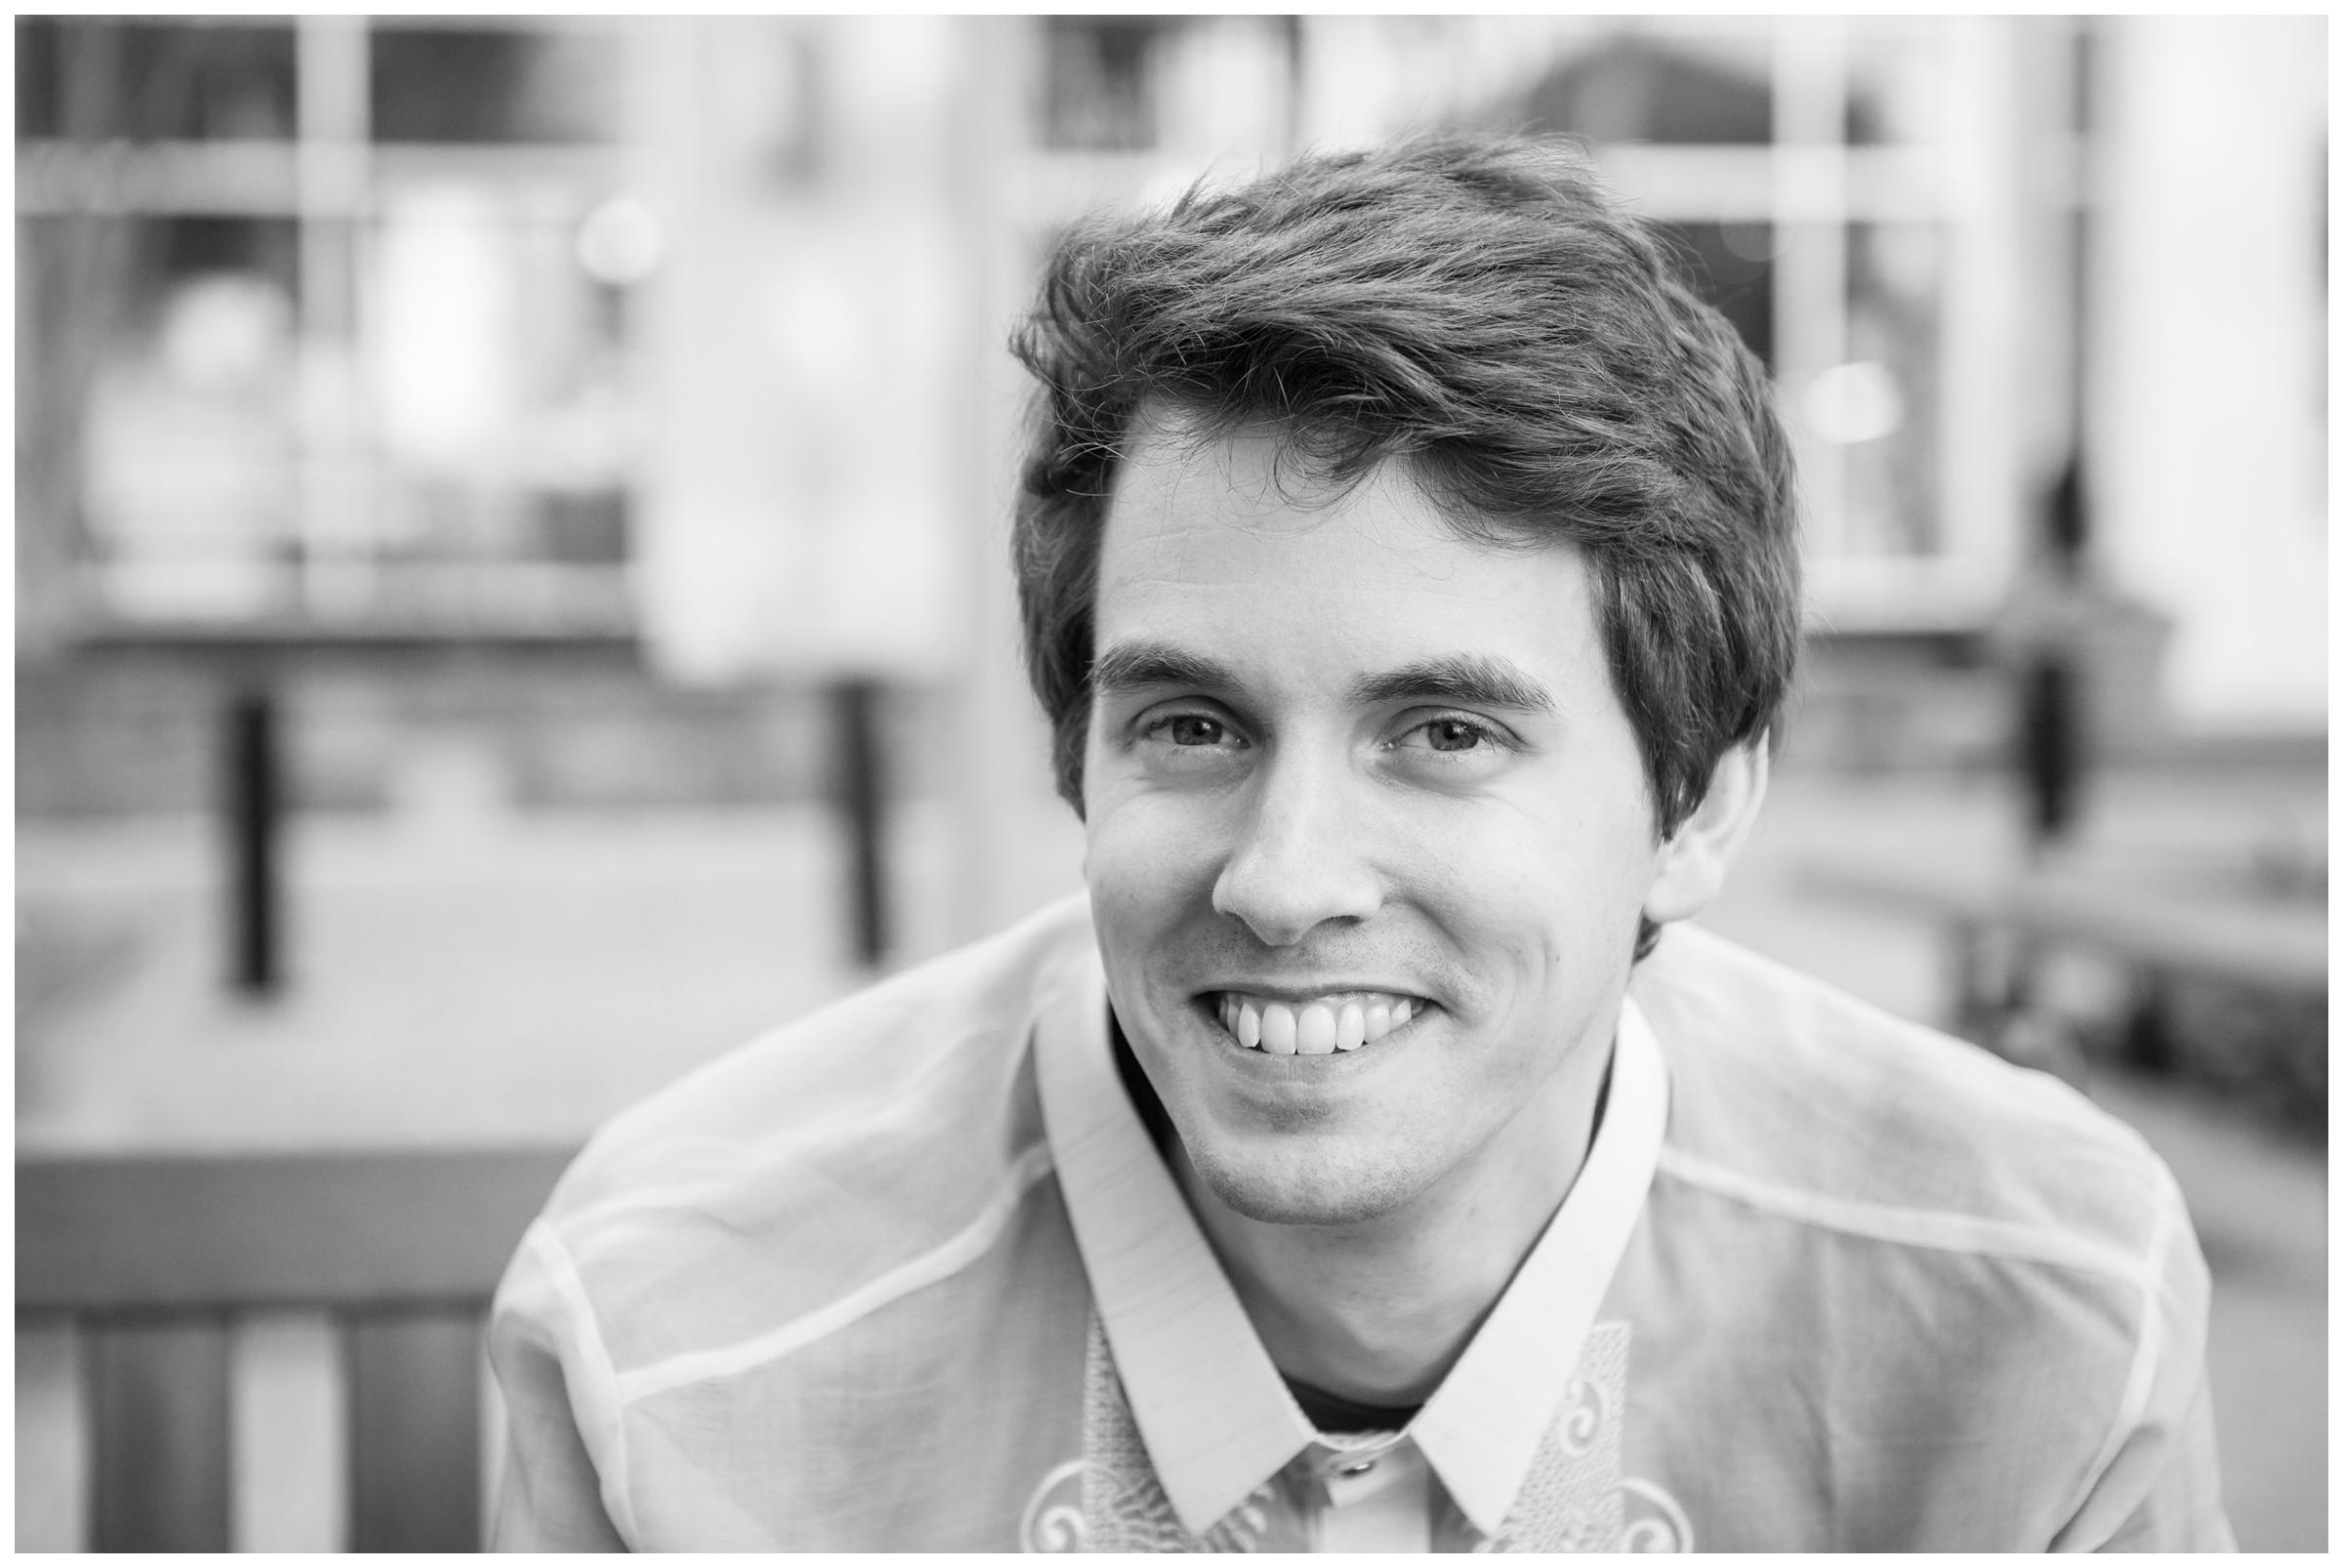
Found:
[1642,740,1770,927]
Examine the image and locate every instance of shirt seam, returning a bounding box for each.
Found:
[1654,1143,2156,1289]
[608,1138,1057,1405]
[525,1219,639,1546]
[556,1023,1024,1233]
[2055,1168,2181,1546]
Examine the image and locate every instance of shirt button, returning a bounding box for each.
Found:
[1339,1460,1377,1476]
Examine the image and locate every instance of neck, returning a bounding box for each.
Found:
[1172,1020,1615,1409]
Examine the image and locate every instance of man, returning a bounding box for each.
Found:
[488,135,2231,1551]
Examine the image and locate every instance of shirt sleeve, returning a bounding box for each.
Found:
[486,1222,631,1551]
[2049,1178,2237,1552]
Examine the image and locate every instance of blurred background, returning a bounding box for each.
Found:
[15,14,2325,1552]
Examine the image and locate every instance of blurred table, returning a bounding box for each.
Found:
[1799,849,2325,1094]
[1801,854,2327,997]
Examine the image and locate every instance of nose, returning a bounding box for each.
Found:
[1211,747,1382,947]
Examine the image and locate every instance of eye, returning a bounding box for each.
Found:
[1131,707,1251,771]
[1385,712,1520,778]
[1157,714,1231,748]
[1418,718,1490,753]
[1395,715,1507,754]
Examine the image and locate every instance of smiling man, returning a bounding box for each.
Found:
[488,136,2231,1551]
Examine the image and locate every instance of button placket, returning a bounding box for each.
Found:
[1312,1433,1414,1507]
[1309,1441,1434,1551]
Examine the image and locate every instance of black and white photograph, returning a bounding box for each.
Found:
[15,14,2326,1552]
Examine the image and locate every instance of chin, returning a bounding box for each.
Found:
[1183,1134,1425,1228]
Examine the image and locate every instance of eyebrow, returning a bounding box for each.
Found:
[1349,654,1556,716]
[1090,640,1243,698]
[1089,641,1555,717]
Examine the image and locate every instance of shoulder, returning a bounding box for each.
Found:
[1630,922,2182,1279]
[1625,924,2223,1547]
[519,892,1096,1369]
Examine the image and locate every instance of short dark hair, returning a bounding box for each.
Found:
[1009,133,1800,954]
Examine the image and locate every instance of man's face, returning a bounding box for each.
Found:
[1083,423,1679,1228]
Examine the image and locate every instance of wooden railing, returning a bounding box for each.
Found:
[17,1144,577,1551]
[1798,854,2326,1088]
[1799,857,2329,999]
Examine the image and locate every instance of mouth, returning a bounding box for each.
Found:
[1206,989,1429,1056]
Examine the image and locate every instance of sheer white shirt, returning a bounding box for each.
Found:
[488,892,2232,1551]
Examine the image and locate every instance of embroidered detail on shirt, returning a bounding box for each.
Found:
[1556,1357,1609,1459]
[1618,1477,1695,1552]
[1020,1460,1091,1552]
[1033,1312,1696,1554]
[1475,1323,1693,1553]
[1058,1313,1270,1552]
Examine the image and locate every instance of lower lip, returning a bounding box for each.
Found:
[1195,997,1428,1059]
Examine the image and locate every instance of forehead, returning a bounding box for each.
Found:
[1094,424,1605,684]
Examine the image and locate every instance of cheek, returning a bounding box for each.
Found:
[1410,794,1656,993]
[1083,790,1223,928]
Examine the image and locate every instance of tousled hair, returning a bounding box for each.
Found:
[1009,133,1801,960]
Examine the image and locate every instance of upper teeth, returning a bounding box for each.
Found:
[1215,992,1418,1054]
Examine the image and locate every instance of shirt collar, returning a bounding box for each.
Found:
[1033,940,1313,1534]
[1407,994,1668,1535]
[1033,939,1669,1541]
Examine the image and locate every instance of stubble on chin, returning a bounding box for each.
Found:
[1173,1127,1424,1230]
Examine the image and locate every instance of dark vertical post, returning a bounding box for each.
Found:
[347,1311,484,1551]
[832,679,889,969]
[2124,970,2177,1075]
[2019,655,2080,853]
[2019,458,2092,863]
[226,688,282,995]
[89,1319,232,1550]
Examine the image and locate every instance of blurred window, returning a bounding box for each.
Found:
[369,25,620,145]
[1517,34,1772,145]
[1837,223,1945,557]
[1654,221,1777,372]
[15,18,298,142]
[1455,17,2050,629]
[1843,22,1947,147]
[17,17,645,636]
[76,220,304,621]
[1041,18,1174,150]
